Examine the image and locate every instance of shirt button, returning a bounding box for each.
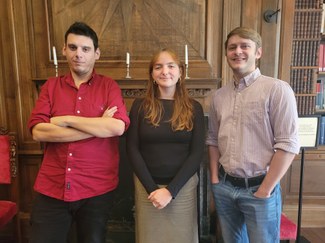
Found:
[77,110,80,114]
[67,168,71,172]
[78,97,82,100]
[69,153,72,156]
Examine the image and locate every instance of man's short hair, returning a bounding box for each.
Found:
[225,27,262,50]
[64,22,99,50]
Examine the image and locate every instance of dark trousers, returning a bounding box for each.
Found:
[29,191,115,243]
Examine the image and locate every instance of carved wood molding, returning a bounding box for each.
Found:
[118,78,220,98]
[121,88,212,98]
[121,89,146,98]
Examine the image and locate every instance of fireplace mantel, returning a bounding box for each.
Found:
[32,77,220,96]
[33,77,220,112]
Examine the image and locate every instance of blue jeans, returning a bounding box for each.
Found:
[211,178,281,243]
[29,191,115,243]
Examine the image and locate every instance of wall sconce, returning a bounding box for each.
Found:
[264,9,280,23]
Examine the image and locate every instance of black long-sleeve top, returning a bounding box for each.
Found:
[126,98,205,198]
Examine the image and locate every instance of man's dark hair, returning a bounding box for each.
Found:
[64,22,99,50]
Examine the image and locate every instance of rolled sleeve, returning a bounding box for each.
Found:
[271,81,300,154]
[206,92,219,147]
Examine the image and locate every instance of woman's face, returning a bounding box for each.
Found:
[151,51,181,98]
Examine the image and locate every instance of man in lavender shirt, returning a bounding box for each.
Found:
[206,27,300,243]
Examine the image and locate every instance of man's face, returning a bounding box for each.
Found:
[226,35,262,79]
[63,34,100,77]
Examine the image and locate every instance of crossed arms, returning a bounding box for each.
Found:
[31,106,125,142]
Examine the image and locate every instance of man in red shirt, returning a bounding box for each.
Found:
[27,22,130,243]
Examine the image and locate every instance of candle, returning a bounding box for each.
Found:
[185,45,188,65]
[52,46,58,66]
[126,52,130,65]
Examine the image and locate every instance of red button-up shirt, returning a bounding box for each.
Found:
[28,71,130,201]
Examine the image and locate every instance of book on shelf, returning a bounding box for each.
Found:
[290,68,315,94]
[318,116,325,145]
[291,40,320,68]
[319,43,325,72]
[316,79,324,110]
[296,95,315,116]
[321,3,325,34]
[294,10,322,39]
[295,0,322,12]
[313,41,318,66]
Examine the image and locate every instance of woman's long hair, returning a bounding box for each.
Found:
[141,48,194,131]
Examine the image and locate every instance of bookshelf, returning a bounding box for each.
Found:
[291,0,323,115]
[316,1,325,145]
[281,1,325,228]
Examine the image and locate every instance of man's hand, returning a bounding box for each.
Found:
[102,106,117,118]
[253,189,271,199]
[50,116,70,127]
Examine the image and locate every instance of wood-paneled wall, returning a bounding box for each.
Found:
[2,0,325,241]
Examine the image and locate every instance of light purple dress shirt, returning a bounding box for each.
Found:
[206,68,300,177]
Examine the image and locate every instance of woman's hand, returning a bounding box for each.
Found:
[148,188,172,209]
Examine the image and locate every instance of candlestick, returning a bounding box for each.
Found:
[125,52,131,79]
[185,45,190,79]
[185,45,188,65]
[52,46,58,77]
[125,64,132,79]
[52,46,58,65]
[185,64,190,79]
[126,52,130,65]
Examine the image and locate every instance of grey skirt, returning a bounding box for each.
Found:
[134,174,199,243]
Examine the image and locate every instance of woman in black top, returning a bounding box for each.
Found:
[126,48,205,243]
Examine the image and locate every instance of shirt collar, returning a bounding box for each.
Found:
[63,70,96,87]
[233,68,261,90]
